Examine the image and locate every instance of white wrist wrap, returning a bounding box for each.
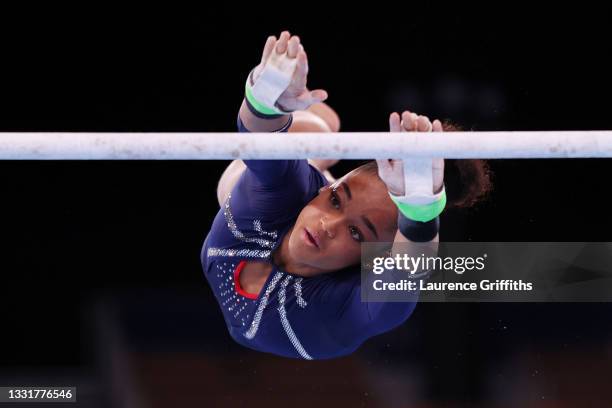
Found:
[389,159,445,205]
[251,51,298,113]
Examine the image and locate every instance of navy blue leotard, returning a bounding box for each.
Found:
[200,116,417,359]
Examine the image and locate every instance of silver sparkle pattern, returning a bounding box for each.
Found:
[244,271,284,340]
[224,195,275,249]
[278,275,313,360]
[293,278,308,308]
[253,219,278,240]
[206,194,313,358]
[207,247,271,259]
[214,262,252,323]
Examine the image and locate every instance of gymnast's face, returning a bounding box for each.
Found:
[287,170,397,275]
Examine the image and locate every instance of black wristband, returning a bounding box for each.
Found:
[275,114,293,132]
[244,96,285,120]
[237,114,293,133]
[397,214,439,242]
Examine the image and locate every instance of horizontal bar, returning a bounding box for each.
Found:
[0,132,611,159]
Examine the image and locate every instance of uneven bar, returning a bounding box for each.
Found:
[0,131,611,159]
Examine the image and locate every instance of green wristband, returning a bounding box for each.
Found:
[390,190,447,222]
[244,81,282,116]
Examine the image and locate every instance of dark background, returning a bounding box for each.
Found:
[0,4,611,407]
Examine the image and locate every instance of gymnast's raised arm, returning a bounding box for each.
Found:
[217,31,338,205]
[376,112,445,248]
[238,31,328,133]
[215,31,331,201]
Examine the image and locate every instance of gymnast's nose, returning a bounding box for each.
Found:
[320,215,342,239]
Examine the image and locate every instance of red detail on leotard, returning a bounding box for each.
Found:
[234,260,258,299]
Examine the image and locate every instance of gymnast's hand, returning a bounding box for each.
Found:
[376,111,445,195]
[253,31,328,112]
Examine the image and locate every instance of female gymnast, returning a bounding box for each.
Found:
[201,31,491,359]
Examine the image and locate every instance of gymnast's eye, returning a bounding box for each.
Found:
[349,226,363,242]
[330,189,341,209]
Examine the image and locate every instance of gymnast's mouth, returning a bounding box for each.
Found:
[303,227,320,249]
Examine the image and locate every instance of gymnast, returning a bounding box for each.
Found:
[201,31,491,359]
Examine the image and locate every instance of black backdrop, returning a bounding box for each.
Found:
[0,3,611,404]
